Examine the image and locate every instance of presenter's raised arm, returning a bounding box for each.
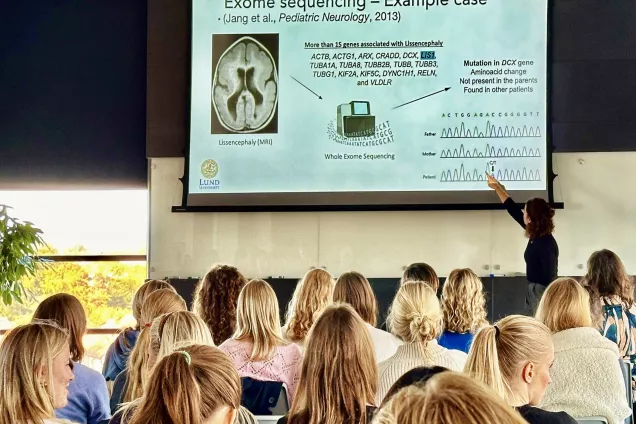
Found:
[487,173,526,229]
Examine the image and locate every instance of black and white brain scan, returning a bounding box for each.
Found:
[212,36,278,133]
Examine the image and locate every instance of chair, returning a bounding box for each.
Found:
[619,360,634,424]
[576,418,608,424]
[255,417,283,424]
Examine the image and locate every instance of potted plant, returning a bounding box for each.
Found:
[0,205,47,305]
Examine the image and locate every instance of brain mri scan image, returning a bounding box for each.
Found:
[212,36,278,133]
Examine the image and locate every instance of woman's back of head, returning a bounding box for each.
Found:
[334,271,378,327]
[128,344,241,424]
[584,249,633,305]
[373,372,527,424]
[441,268,488,334]
[233,279,287,361]
[524,197,555,238]
[149,311,214,367]
[32,293,87,362]
[132,280,175,330]
[194,264,248,346]
[289,303,377,424]
[388,282,442,352]
[123,289,187,402]
[536,277,593,332]
[401,263,438,292]
[284,268,334,344]
[0,321,69,424]
[464,315,552,403]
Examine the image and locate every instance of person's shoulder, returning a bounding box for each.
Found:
[518,405,577,424]
[279,341,303,356]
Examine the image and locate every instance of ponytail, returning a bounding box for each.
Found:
[122,327,150,402]
[128,345,241,424]
[464,315,552,404]
[464,326,507,399]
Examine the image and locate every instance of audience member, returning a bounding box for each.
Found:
[400,263,438,292]
[377,281,466,403]
[0,321,75,424]
[334,271,400,362]
[111,311,216,423]
[536,277,631,424]
[147,311,214,369]
[127,345,241,424]
[279,303,377,424]
[102,279,173,382]
[193,264,248,346]
[373,372,528,424]
[283,268,334,347]
[583,249,636,395]
[119,289,186,404]
[220,279,303,404]
[33,294,110,424]
[439,268,488,353]
[465,315,577,424]
[379,366,447,407]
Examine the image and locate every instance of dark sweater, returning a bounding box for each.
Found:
[504,198,558,286]
[517,405,577,424]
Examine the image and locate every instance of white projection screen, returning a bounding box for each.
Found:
[183,0,552,211]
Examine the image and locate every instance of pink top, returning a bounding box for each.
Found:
[219,338,303,404]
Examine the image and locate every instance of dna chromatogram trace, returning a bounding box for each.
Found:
[440,164,541,183]
[441,121,541,139]
[440,144,541,159]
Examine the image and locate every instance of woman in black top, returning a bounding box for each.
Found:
[487,173,558,314]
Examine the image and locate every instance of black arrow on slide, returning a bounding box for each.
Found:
[291,76,323,99]
[392,87,451,110]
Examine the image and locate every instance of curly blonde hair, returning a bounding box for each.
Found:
[284,268,334,344]
[441,269,488,334]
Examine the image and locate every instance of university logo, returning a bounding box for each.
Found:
[201,159,219,179]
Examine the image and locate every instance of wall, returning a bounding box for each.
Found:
[149,153,636,280]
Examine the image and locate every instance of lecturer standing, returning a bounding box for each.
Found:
[487,173,558,314]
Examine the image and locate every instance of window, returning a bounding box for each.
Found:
[0,190,148,372]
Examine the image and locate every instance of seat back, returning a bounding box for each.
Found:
[241,377,289,416]
[619,360,633,424]
[255,416,283,424]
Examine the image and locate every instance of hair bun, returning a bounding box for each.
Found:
[410,315,434,342]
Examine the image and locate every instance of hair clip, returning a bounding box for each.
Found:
[145,323,151,328]
[177,350,191,365]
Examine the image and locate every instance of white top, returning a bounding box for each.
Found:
[376,340,467,404]
[541,327,632,424]
[365,323,401,363]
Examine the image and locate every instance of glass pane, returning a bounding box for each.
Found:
[0,190,147,255]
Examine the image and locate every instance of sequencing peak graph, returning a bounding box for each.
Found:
[440,164,541,183]
[441,121,541,139]
[440,144,541,159]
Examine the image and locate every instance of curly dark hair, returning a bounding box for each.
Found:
[193,264,248,346]
[524,198,555,238]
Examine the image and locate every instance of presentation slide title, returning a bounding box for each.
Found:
[224,0,488,13]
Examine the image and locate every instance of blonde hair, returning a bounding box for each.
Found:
[464,315,552,403]
[372,372,527,424]
[387,282,442,360]
[536,277,593,332]
[334,271,378,327]
[441,269,488,334]
[288,303,377,424]
[233,279,288,361]
[284,268,334,343]
[123,289,187,402]
[0,321,69,424]
[128,345,241,424]
[132,280,174,329]
[149,311,214,362]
